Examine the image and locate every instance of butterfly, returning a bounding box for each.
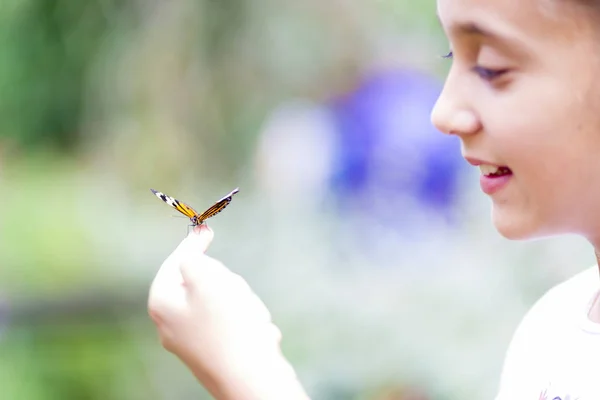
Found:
[151,187,239,226]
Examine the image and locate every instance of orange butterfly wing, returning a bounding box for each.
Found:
[150,189,200,219]
[196,187,240,224]
[151,187,239,225]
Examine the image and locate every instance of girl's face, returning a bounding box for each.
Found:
[432,0,600,243]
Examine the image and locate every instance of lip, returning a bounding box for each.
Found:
[479,173,511,195]
[464,156,502,167]
[464,156,512,195]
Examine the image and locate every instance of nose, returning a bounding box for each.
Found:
[430,73,481,137]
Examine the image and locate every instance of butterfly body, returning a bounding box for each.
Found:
[151,187,239,226]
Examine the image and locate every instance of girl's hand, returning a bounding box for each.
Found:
[148,224,309,400]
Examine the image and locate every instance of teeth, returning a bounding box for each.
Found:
[479,164,500,176]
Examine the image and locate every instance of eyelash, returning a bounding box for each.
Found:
[440,50,507,81]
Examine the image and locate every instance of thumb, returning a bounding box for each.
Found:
[151,224,213,287]
[182,223,214,254]
[179,224,215,286]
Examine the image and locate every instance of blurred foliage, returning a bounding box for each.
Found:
[1,322,147,400]
[0,0,444,157]
[0,0,135,151]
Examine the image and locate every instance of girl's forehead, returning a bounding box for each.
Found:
[437,0,592,41]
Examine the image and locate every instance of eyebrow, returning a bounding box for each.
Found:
[440,17,526,54]
[449,22,500,40]
[436,11,504,37]
[436,11,535,62]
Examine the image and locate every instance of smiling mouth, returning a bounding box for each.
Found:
[479,165,512,177]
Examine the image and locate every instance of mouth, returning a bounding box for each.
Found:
[464,157,513,195]
[479,164,513,178]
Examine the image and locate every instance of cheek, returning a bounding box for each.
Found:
[495,129,600,238]
[482,68,600,237]
[484,119,583,237]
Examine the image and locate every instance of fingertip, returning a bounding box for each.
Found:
[185,223,214,252]
[189,223,213,238]
[193,223,213,235]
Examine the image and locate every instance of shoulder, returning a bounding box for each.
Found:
[496,265,598,397]
[521,265,597,323]
[508,264,597,349]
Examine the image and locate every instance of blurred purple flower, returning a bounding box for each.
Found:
[328,68,466,227]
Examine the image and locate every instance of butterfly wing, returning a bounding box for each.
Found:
[150,189,200,220]
[196,187,240,224]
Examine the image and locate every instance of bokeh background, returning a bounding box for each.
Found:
[0,1,594,399]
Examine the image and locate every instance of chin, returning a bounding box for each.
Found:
[491,208,548,241]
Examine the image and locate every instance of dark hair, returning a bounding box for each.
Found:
[556,0,600,19]
[568,0,600,9]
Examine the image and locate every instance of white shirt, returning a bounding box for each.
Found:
[496,266,600,400]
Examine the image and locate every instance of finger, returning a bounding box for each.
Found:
[182,223,214,254]
[180,254,229,292]
[167,224,214,262]
[155,224,214,280]
[148,224,216,324]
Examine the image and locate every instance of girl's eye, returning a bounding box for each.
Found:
[440,50,508,82]
[472,66,507,81]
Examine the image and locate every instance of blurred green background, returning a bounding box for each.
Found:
[0,1,594,399]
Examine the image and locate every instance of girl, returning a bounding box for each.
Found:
[148,0,600,398]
